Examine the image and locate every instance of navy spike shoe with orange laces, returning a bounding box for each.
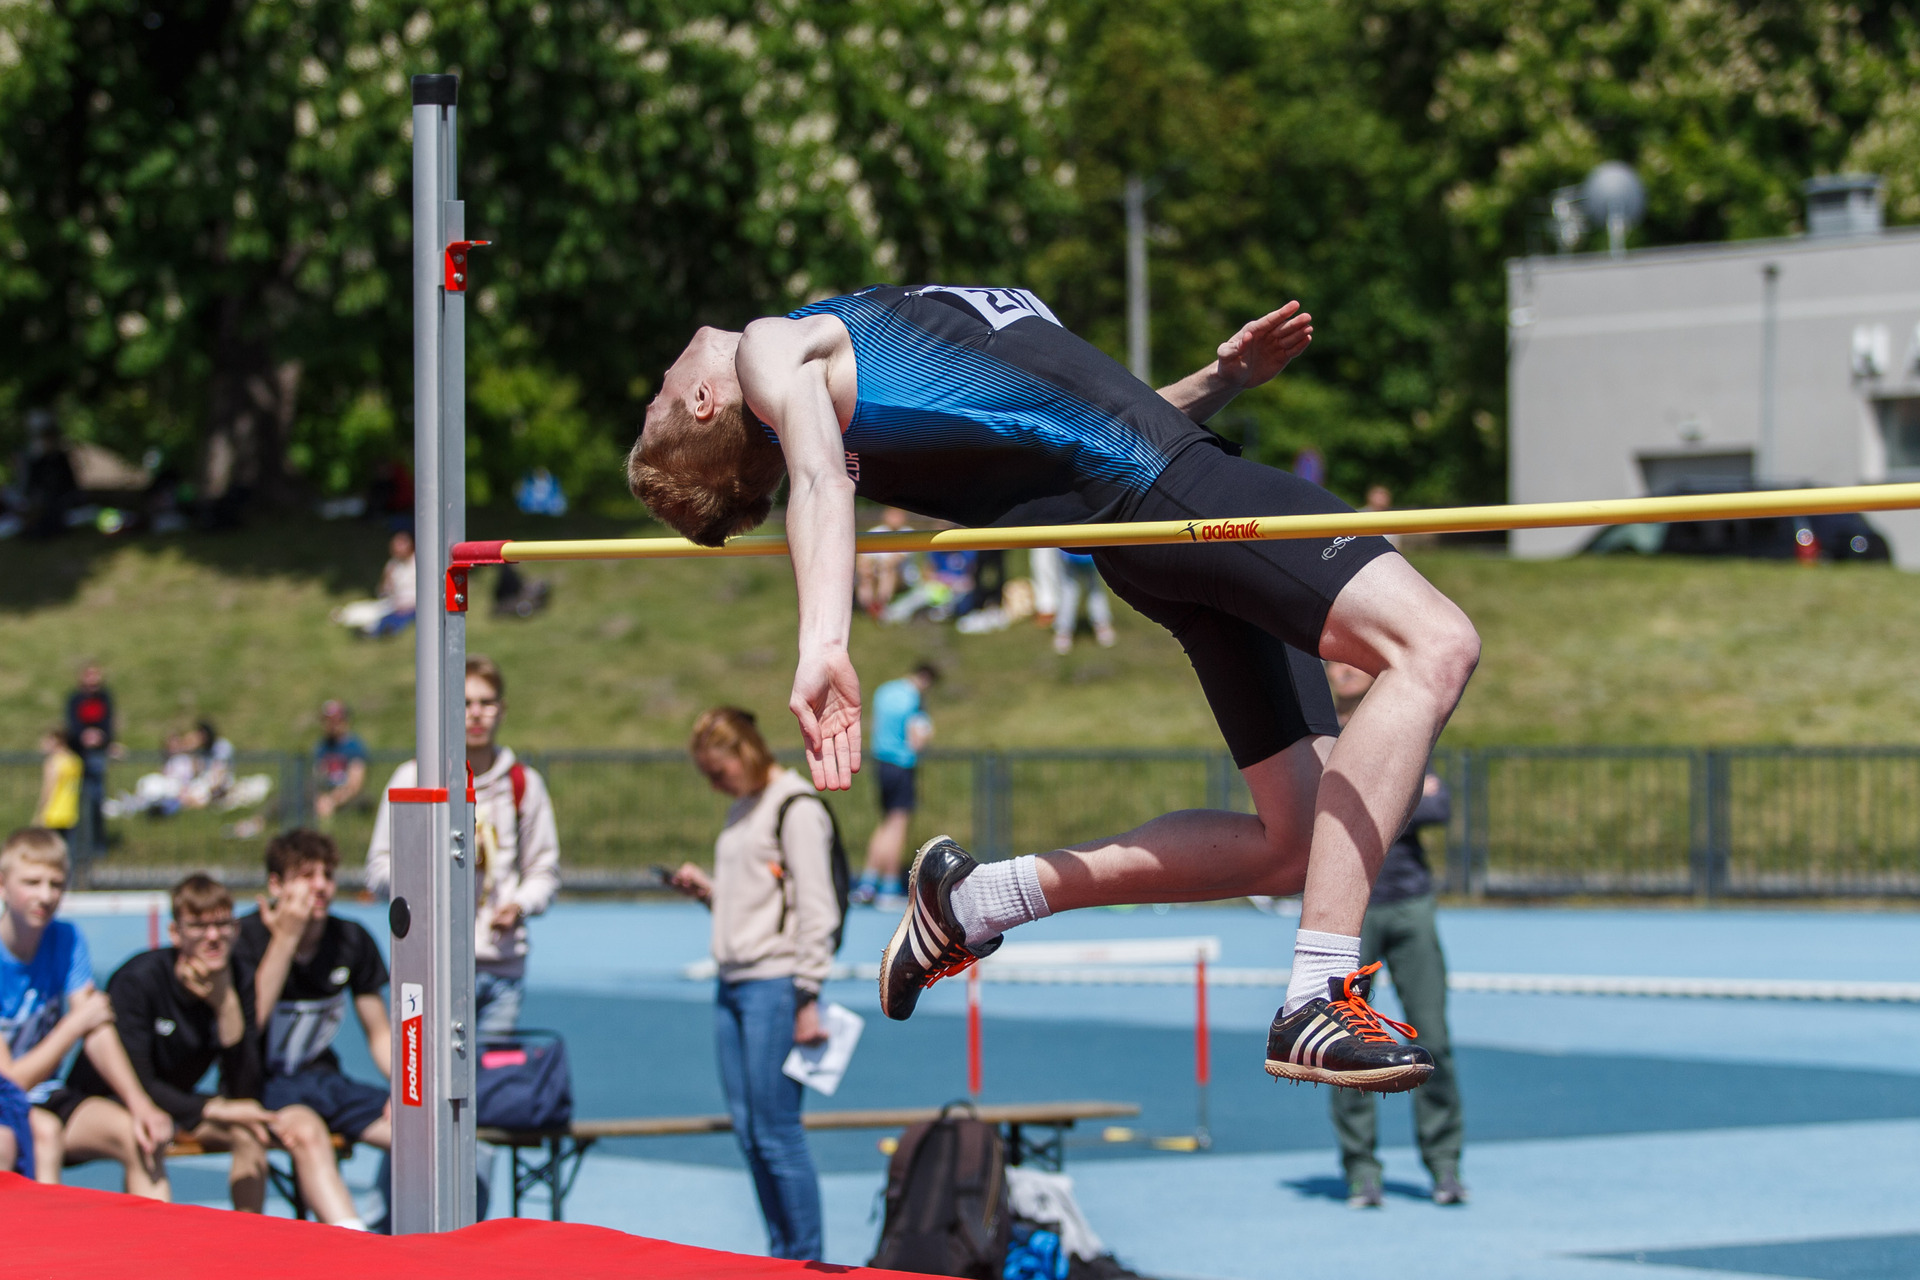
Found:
[877,836,1001,1021]
[1264,962,1434,1092]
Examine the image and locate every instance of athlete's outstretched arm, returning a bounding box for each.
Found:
[1157,301,1313,424]
[738,316,863,791]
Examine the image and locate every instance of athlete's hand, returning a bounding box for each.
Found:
[790,649,862,791]
[1215,301,1312,390]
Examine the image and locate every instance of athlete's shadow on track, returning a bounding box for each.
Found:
[1283,1175,1432,1203]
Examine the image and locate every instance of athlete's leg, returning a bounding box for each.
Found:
[1304,554,1478,937]
[1033,735,1329,911]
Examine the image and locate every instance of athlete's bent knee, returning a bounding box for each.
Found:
[1412,603,1480,699]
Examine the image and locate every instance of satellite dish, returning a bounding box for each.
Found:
[1582,162,1645,256]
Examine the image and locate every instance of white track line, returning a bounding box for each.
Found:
[682,959,1920,1002]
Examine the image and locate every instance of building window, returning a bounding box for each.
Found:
[1638,451,1753,496]
[1877,398,1920,475]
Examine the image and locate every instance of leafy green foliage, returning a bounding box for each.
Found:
[0,0,1067,507]
[4,0,1920,511]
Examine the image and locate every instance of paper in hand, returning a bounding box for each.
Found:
[781,1001,864,1096]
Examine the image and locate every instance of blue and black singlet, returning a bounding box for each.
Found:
[787,285,1217,529]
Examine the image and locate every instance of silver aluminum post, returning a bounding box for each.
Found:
[392,71,477,1234]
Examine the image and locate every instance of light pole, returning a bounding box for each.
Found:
[1125,173,1150,383]
[1759,262,1779,482]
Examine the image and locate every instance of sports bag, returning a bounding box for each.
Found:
[869,1101,1011,1278]
[475,1028,573,1131]
[775,792,852,952]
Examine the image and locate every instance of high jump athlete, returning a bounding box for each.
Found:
[628,285,1479,1092]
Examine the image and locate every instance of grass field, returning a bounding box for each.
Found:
[3,507,1919,760]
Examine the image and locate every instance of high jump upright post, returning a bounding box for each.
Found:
[389,71,479,1234]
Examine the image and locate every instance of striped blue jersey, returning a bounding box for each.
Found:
[785,285,1214,528]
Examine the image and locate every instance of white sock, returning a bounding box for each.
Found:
[951,855,1052,947]
[1283,928,1361,1016]
[337,1218,369,1231]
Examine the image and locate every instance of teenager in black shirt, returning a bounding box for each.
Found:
[60,875,367,1224]
[232,832,391,1151]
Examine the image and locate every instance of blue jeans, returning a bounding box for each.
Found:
[475,970,525,1038]
[715,978,822,1260]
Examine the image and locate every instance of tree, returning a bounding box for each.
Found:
[0,0,1069,511]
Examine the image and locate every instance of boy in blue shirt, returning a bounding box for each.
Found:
[0,827,172,1190]
[852,665,938,905]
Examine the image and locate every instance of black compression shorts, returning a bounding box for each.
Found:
[1093,442,1395,768]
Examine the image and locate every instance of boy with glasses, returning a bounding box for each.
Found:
[58,874,366,1225]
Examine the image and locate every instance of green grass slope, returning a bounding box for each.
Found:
[3,512,1918,758]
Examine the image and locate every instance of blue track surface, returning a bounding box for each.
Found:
[55,901,1920,1278]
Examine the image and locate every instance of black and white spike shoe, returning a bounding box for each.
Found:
[877,835,1001,1021]
[1264,962,1433,1093]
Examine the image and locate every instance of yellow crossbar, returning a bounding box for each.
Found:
[453,482,1920,565]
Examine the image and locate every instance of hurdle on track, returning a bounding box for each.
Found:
[401,70,1920,1237]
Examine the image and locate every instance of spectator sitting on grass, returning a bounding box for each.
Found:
[856,506,913,619]
[232,832,391,1208]
[311,701,369,824]
[109,721,255,818]
[330,529,418,639]
[4,828,173,1195]
[882,547,979,624]
[57,874,368,1225]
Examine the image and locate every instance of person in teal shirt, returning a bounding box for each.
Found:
[854,665,939,904]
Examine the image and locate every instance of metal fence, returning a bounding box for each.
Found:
[1454,746,1920,897]
[6,746,1917,897]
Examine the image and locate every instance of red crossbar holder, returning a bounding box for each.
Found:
[389,787,449,803]
[444,239,491,293]
[445,567,469,614]
[451,540,510,567]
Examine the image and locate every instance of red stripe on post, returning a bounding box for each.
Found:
[388,787,449,803]
[1195,955,1210,1088]
[967,966,982,1097]
[450,539,511,566]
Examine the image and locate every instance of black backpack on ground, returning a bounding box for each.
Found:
[776,792,852,952]
[869,1101,1012,1278]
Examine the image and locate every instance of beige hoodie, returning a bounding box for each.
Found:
[365,748,561,978]
[710,768,838,996]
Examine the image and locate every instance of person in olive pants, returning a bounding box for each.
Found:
[1324,661,1466,1207]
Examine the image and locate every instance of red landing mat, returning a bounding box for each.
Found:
[0,1173,904,1279]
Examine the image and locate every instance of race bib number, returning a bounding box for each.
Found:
[913,286,1061,331]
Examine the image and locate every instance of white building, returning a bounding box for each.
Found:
[1506,176,1920,568]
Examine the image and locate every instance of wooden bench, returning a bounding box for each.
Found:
[477,1099,1141,1222]
[164,1132,355,1221]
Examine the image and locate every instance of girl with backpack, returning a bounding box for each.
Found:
[668,707,838,1261]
